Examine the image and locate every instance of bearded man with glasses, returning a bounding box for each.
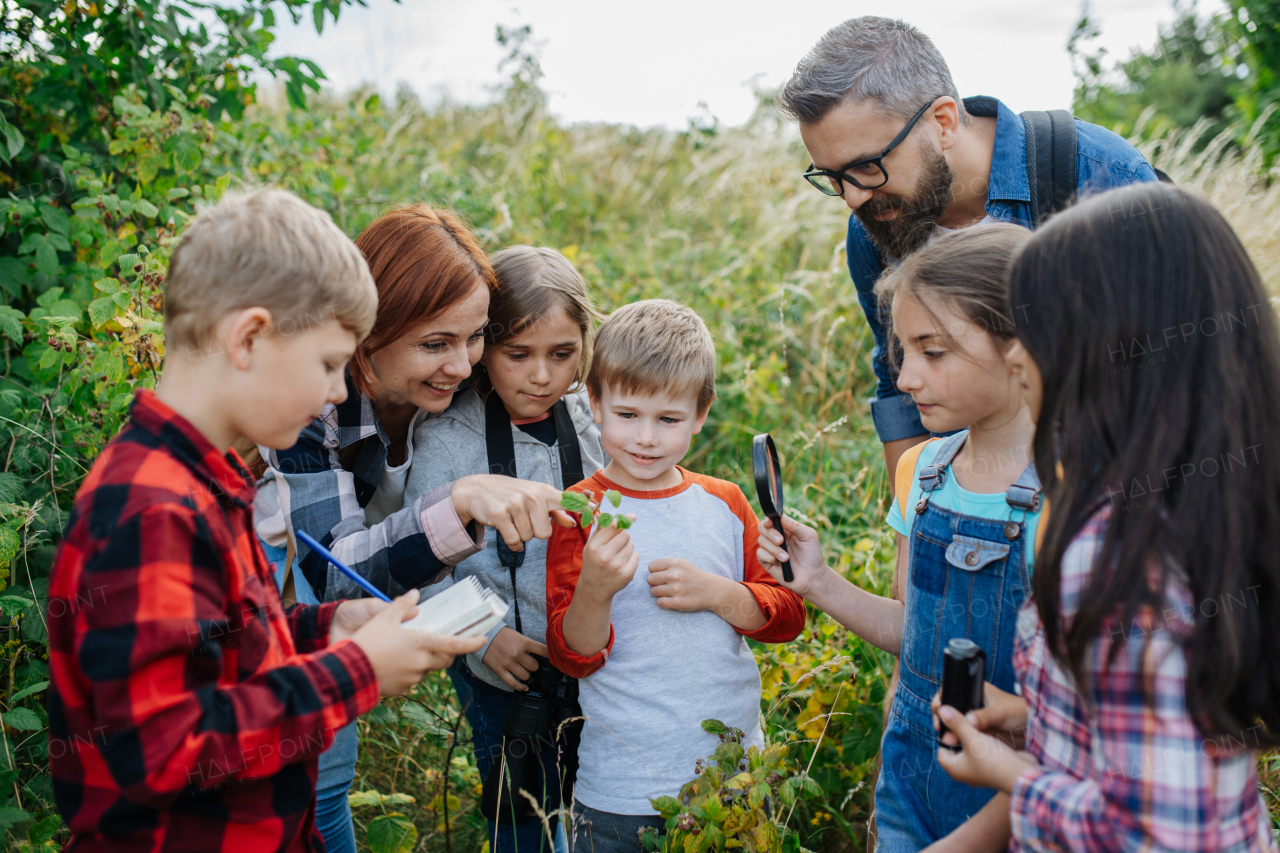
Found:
[779,16,1159,486]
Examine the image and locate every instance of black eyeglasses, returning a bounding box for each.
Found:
[802,97,944,196]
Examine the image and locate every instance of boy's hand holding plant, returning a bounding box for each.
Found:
[580,521,638,598]
[561,489,638,657]
[571,490,638,599]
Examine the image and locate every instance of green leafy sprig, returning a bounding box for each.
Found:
[560,488,632,529]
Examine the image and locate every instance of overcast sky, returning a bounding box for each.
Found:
[264,0,1227,129]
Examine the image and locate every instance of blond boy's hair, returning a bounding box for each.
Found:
[164,189,377,353]
[587,299,716,414]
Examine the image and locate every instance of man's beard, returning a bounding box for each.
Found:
[855,143,955,263]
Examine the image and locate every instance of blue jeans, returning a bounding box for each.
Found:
[261,539,359,853]
[873,448,1032,852]
[459,663,575,853]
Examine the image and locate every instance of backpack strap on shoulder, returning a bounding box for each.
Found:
[1022,109,1079,227]
[551,399,584,488]
[895,438,939,521]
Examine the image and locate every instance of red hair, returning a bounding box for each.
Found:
[350,205,497,397]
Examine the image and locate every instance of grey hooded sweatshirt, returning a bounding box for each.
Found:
[403,387,608,692]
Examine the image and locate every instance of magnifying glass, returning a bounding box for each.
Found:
[752,433,793,583]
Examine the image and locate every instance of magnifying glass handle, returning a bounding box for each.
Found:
[771,515,794,583]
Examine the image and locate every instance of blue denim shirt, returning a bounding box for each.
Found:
[851,96,1159,442]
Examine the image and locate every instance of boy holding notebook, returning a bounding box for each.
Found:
[545,299,806,851]
[46,190,482,852]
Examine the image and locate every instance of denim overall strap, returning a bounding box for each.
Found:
[1005,463,1042,512]
[914,431,968,512]
[873,435,1037,853]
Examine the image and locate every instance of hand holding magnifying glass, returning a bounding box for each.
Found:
[752,433,793,583]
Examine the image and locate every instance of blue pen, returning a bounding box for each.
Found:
[295,530,393,603]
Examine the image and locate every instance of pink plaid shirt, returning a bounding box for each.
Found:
[1011,506,1278,852]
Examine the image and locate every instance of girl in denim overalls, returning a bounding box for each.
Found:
[757,224,1040,852]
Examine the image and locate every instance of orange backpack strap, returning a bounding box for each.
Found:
[1034,499,1051,560]
[895,438,943,520]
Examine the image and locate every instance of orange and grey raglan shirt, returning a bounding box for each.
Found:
[545,468,805,815]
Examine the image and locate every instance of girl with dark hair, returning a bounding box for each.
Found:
[759,224,1041,852]
[934,182,1280,851]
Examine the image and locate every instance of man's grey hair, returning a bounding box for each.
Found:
[777,16,967,127]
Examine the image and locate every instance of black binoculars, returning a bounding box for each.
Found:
[480,655,582,826]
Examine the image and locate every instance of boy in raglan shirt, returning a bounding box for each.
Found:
[544,299,806,852]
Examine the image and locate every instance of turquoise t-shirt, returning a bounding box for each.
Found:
[886,439,1042,575]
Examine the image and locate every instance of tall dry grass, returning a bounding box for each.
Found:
[1140,111,1280,293]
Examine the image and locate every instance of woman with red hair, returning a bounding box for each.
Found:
[254,205,572,853]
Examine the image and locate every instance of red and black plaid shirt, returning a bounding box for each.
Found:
[48,390,380,852]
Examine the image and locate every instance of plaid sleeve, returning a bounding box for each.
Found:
[1010,513,1277,853]
[264,411,480,602]
[286,602,340,654]
[76,504,379,804]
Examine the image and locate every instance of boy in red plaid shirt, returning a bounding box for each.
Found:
[47,190,483,852]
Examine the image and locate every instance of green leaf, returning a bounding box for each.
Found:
[0,594,32,618]
[8,681,48,704]
[166,187,190,200]
[649,795,683,817]
[399,701,430,730]
[366,814,417,853]
[137,153,164,185]
[20,579,47,645]
[0,472,24,503]
[560,491,590,513]
[3,124,23,160]
[2,708,42,732]
[34,241,58,276]
[581,508,594,527]
[27,815,59,847]
[94,349,124,383]
[614,515,633,530]
[97,241,123,269]
[40,205,70,236]
[94,277,120,294]
[36,287,65,308]
[347,790,413,809]
[88,297,117,328]
[0,258,31,298]
[173,137,201,174]
[46,233,70,252]
[0,806,32,833]
[365,704,397,727]
[38,345,61,370]
[596,512,613,527]
[117,254,142,276]
[0,306,24,342]
[701,719,729,735]
[134,199,159,218]
[606,489,622,508]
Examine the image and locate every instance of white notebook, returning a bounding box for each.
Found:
[399,576,508,637]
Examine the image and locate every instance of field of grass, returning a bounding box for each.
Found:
[223,76,1280,852]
